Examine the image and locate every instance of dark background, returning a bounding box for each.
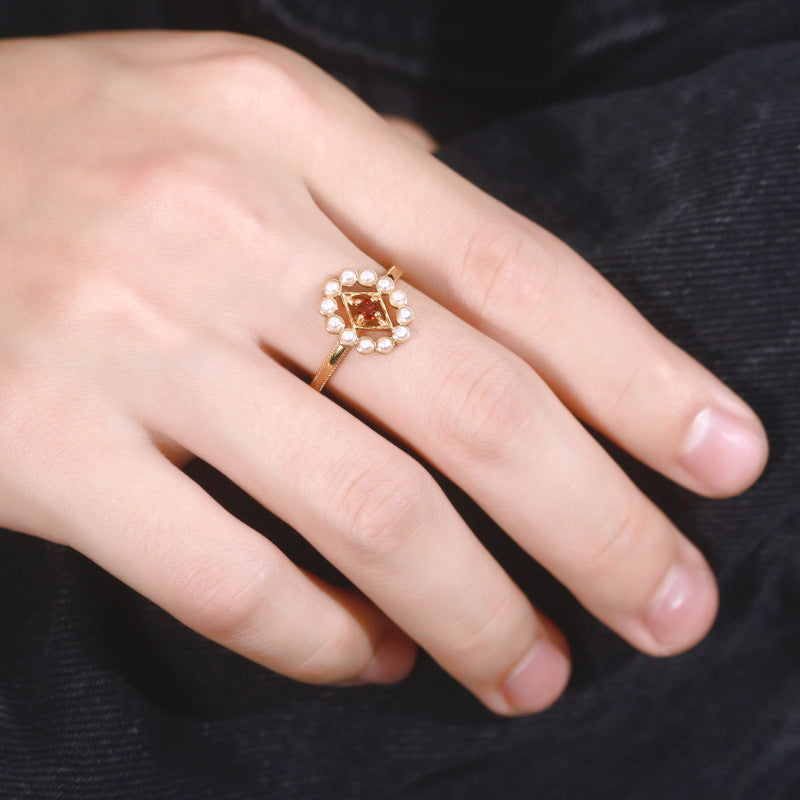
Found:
[1,2,798,798]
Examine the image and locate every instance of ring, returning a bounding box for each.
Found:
[311,266,414,392]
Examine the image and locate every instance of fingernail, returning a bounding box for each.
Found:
[646,558,717,653]
[356,630,417,685]
[680,407,767,494]
[502,638,570,714]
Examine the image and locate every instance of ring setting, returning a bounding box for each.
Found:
[311,266,412,391]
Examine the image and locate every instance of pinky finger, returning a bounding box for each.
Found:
[58,423,417,686]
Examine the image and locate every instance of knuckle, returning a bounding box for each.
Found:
[607,352,686,434]
[447,592,522,672]
[6,253,156,352]
[293,619,367,685]
[605,358,645,422]
[432,349,533,464]
[117,149,230,219]
[334,458,431,558]
[458,223,559,329]
[175,549,279,645]
[208,48,287,90]
[184,41,319,127]
[114,149,274,263]
[577,505,650,587]
[56,274,190,360]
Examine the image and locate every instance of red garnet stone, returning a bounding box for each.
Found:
[357,297,382,319]
[345,293,391,329]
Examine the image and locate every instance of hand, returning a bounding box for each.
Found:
[0,31,767,715]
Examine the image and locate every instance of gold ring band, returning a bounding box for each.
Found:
[310,341,350,392]
[311,265,412,392]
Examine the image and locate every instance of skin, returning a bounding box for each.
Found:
[0,31,768,716]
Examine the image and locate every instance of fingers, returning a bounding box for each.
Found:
[134,337,571,716]
[41,410,416,687]
[290,97,768,498]
[239,218,718,658]
[55,30,768,495]
[0,31,735,714]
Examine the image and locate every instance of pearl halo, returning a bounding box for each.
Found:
[319,267,412,354]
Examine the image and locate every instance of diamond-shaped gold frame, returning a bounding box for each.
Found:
[342,291,393,330]
[313,265,410,391]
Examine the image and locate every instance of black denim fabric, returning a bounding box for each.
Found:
[0,0,160,35]
[237,0,800,139]
[1,2,799,798]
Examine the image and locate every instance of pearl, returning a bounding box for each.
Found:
[356,336,376,354]
[396,306,414,324]
[359,269,377,286]
[389,289,407,308]
[376,337,395,354]
[340,268,357,286]
[376,276,395,293]
[324,280,341,297]
[319,297,338,316]
[326,315,345,333]
[392,325,410,343]
[339,328,358,346]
